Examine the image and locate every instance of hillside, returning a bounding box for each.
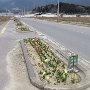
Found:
[33,2,90,14]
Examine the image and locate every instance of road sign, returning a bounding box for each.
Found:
[68,54,78,69]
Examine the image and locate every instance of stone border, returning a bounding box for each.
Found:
[40,36,90,90]
[14,20,33,33]
[19,39,90,90]
[20,20,90,90]
[20,41,45,90]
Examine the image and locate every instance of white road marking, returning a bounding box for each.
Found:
[0,21,9,36]
[1,27,6,34]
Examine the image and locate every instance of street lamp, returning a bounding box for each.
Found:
[57,0,60,22]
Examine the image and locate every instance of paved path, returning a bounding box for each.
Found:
[0,20,39,90]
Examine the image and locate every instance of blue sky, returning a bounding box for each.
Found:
[0,0,90,9]
[0,0,90,6]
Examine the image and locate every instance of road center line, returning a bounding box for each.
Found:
[0,21,9,37]
[1,27,6,34]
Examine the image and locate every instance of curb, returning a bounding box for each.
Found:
[20,41,45,90]
[19,40,90,90]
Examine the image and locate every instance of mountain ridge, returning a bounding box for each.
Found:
[33,2,90,14]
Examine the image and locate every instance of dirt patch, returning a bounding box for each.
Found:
[6,43,40,90]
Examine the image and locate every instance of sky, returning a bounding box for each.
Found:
[0,0,90,9]
[0,0,90,5]
[0,0,11,2]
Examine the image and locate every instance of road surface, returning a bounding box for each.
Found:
[0,18,90,90]
[21,18,90,61]
[0,20,39,90]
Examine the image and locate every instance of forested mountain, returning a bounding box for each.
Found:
[33,2,90,14]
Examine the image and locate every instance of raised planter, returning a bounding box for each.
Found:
[19,37,90,90]
[14,18,33,32]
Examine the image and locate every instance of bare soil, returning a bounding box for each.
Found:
[36,17,90,25]
[6,43,40,90]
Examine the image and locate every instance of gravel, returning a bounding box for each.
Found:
[5,43,40,90]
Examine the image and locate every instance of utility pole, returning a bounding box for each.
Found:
[57,0,60,22]
[23,8,24,15]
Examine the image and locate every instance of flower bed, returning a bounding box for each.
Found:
[24,38,80,85]
[17,26,30,32]
[14,18,23,26]
[14,18,32,32]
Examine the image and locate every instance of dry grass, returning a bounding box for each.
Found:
[0,16,10,22]
[36,17,90,25]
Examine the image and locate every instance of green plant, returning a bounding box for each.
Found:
[24,38,80,84]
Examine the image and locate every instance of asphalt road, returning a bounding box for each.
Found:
[21,18,90,61]
[0,18,90,90]
[0,20,39,90]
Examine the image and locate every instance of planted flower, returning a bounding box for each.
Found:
[44,59,50,63]
[24,38,80,85]
[14,18,32,32]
